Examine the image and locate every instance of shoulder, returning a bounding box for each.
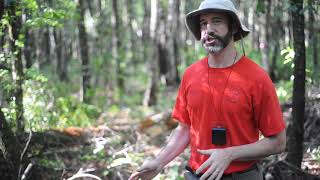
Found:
[238,57,277,97]
[183,57,207,78]
[237,56,271,83]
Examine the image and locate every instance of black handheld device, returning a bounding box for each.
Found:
[212,127,227,145]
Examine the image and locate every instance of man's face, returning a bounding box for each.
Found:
[199,12,233,54]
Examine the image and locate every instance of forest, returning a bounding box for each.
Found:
[0,0,320,179]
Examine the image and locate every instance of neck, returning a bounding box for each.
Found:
[207,41,239,68]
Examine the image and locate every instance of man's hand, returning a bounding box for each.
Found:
[196,148,233,180]
[129,122,189,180]
[129,159,164,180]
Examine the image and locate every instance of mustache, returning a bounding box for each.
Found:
[201,32,223,43]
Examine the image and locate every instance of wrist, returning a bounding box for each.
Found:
[227,147,237,161]
[154,158,166,169]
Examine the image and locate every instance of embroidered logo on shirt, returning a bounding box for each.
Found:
[225,87,241,103]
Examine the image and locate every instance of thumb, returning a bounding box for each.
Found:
[137,166,149,172]
[137,160,153,172]
[197,149,213,155]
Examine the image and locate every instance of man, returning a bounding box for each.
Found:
[129,0,286,179]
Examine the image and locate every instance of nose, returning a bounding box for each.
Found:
[206,22,217,34]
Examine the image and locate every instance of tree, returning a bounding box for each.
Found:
[54,27,70,82]
[111,0,124,92]
[24,28,35,69]
[286,0,306,168]
[0,107,21,179]
[0,0,4,20]
[308,0,318,83]
[260,0,271,74]
[77,0,91,103]
[36,26,51,68]
[8,0,25,132]
[166,0,181,85]
[143,0,159,106]
[269,0,284,82]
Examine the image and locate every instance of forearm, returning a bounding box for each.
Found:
[154,122,190,167]
[229,130,286,161]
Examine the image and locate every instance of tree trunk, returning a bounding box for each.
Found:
[142,0,151,63]
[54,28,69,82]
[43,26,51,67]
[241,1,249,28]
[9,1,24,133]
[0,0,4,20]
[260,0,271,73]
[157,3,169,84]
[269,0,283,82]
[165,0,181,85]
[286,0,306,168]
[0,107,21,179]
[36,27,51,69]
[250,0,260,50]
[24,29,35,69]
[111,0,124,92]
[77,0,91,103]
[125,0,134,63]
[143,0,159,106]
[270,41,279,82]
[308,0,318,83]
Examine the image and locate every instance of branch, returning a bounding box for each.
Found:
[18,131,32,180]
[0,131,8,160]
[65,168,102,180]
[21,163,33,180]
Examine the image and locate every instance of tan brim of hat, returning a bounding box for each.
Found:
[185,8,250,41]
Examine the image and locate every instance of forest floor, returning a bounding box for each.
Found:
[23,86,320,180]
[26,105,320,180]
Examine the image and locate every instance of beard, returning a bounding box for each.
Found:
[201,30,233,54]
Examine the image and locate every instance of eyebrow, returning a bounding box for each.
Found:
[200,16,224,23]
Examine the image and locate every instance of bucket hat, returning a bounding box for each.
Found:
[185,0,250,41]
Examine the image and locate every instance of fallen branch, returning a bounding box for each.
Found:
[21,162,33,180]
[18,131,32,180]
[65,168,102,180]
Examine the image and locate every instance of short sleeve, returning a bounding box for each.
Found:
[172,74,191,126]
[253,75,286,137]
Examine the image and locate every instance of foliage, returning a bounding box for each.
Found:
[281,47,295,65]
[276,80,293,103]
[24,68,52,130]
[308,147,320,163]
[20,68,101,130]
[37,157,65,169]
[23,0,77,28]
[54,96,101,128]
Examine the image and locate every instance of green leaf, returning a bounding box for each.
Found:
[15,40,24,48]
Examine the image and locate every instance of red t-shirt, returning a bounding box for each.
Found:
[172,56,285,174]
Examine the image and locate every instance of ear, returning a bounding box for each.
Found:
[232,24,239,35]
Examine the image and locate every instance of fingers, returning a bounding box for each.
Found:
[207,167,220,180]
[196,149,213,174]
[137,160,152,172]
[128,171,141,180]
[197,149,213,155]
[196,158,211,174]
[215,170,224,180]
[199,165,215,180]
[129,168,151,180]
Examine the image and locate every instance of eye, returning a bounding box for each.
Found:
[212,19,222,24]
[200,21,207,28]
